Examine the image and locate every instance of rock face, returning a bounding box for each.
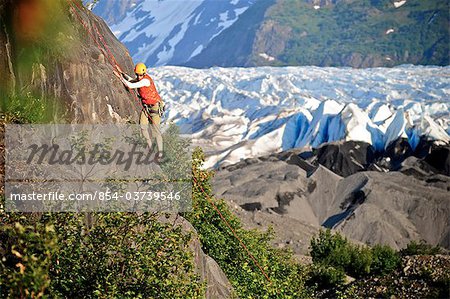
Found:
[213,148,450,252]
[0,0,139,123]
[0,2,236,297]
[314,141,376,177]
[164,215,235,298]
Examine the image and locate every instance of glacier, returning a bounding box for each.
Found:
[149,65,450,168]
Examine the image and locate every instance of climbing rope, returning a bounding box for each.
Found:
[68,0,148,119]
[66,0,272,284]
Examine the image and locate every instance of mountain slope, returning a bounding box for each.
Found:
[91,0,448,68]
[186,0,276,67]
[93,0,256,66]
[188,0,449,67]
[213,150,450,252]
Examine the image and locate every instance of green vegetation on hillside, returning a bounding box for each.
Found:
[307,229,449,298]
[185,148,311,298]
[0,124,204,298]
[262,0,449,66]
[0,110,447,298]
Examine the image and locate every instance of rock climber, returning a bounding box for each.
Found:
[114,62,164,159]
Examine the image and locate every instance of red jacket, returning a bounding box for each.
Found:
[138,74,161,105]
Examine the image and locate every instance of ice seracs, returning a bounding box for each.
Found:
[150,65,450,167]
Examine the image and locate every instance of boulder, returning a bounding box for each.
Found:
[315,141,376,177]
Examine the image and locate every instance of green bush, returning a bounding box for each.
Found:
[310,229,350,265]
[0,213,205,299]
[371,244,401,275]
[0,219,57,298]
[310,229,401,283]
[183,148,312,299]
[348,246,372,278]
[306,264,346,290]
[50,213,204,298]
[400,240,442,256]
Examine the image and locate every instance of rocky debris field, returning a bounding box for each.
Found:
[213,140,450,254]
[335,255,450,299]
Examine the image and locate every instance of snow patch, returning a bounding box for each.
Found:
[189,45,204,59]
[385,28,395,35]
[111,1,203,65]
[259,53,275,62]
[394,1,407,8]
[211,6,249,41]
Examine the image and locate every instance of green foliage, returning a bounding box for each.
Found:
[349,246,372,277]
[0,212,205,298]
[310,229,401,282]
[266,0,449,66]
[310,229,371,278]
[371,244,401,275]
[310,229,350,266]
[49,213,204,298]
[400,240,443,256]
[306,264,346,290]
[184,147,312,298]
[0,218,57,298]
[0,92,59,123]
[160,123,192,180]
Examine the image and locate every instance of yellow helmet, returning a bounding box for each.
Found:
[134,62,147,75]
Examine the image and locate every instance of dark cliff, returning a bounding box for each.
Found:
[0,0,139,123]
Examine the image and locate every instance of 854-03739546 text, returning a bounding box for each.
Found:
[4,124,192,212]
[8,190,182,202]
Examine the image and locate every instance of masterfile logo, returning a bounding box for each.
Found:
[5,124,192,212]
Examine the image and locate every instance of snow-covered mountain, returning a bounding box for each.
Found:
[148,65,450,168]
[91,0,255,66]
[91,0,449,68]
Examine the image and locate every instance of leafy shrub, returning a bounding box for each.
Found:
[0,212,205,299]
[348,245,372,278]
[310,229,350,266]
[400,240,442,256]
[306,264,346,290]
[310,229,401,283]
[371,244,400,275]
[0,219,57,298]
[184,148,312,298]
